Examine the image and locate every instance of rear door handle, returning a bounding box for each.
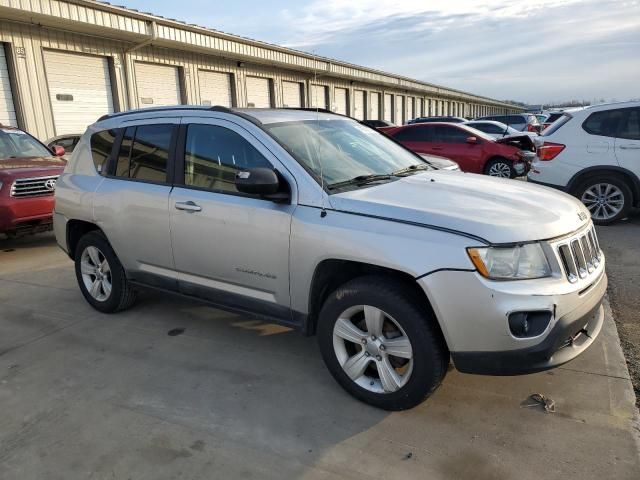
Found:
[619,145,640,150]
[175,201,202,212]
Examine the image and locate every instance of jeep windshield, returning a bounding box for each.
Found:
[265,119,431,190]
[0,128,51,159]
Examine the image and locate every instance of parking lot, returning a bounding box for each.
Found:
[1,220,638,480]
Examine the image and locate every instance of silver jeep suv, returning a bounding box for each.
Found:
[54,106,607,410]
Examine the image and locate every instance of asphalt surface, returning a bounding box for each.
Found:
[0,233,638,479]
[597,209,640,406]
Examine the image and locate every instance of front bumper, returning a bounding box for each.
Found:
[0,194,55,234]
[419,256,607,376]
[451,299,604,375]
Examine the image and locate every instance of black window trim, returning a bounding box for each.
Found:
[581,106,640,140]
[173,122,288,202]
[102,124,178,186]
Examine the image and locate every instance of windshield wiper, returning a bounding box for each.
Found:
[392,164,431,176]
[327,174,392,190]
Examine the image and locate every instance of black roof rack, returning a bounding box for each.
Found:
[96,105,262,125]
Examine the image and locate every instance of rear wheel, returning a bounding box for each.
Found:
[317,276,448,411]
[74,231,137,313]
[575,176,632,225]
[484,157,516,178]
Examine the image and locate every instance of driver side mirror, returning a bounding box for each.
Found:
[52,145,66,157]
[235,168,289,202]
[466,136,478,144]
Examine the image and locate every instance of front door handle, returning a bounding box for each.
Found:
[619,145,640,150]
[175,201,202,212]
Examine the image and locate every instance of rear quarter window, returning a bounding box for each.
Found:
[90,129,118,174]
[542,114,572,136]
[582,109,626,137]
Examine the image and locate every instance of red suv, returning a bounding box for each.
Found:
[0,126,66,237]
[381,122,531,178]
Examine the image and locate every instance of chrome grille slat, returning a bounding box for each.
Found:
[556,226,601,283]
[10,175,59,198]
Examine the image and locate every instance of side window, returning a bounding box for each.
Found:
[475,123,502,134]
[583,109,625,137]
[394,126,431,142]
[184,124,272,194]
[113,124,174,183]
[90,129,118,174]
[617,108,640,140]
[436,126,468,143]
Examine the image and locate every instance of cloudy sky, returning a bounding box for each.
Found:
[121,0,640,104]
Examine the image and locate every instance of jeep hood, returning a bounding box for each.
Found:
[329,171,590,244]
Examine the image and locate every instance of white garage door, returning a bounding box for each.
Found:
[246,77,272,108]
[407,97,414,121]
[395,96,404,124]
[370,92,380,120]
[44,50,114,135]
[353,90,365,120]
[383,94,393,122]
[311,84,328,109]
[135,62,181,108]
[198,70,232,107]
[334,87,348,115]
[0,46,17,127]
[282,81,302,108]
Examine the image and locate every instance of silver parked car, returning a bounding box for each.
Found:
[54,106,606,410]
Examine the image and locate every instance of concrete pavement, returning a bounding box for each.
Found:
[0,233,638,479]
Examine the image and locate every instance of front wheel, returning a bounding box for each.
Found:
[484,157,516,178]
[317,276,448,411]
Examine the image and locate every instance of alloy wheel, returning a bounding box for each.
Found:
[488,162,512,178]
[80,246,112,302]
[332,305,413,394]
[581,183,624,221]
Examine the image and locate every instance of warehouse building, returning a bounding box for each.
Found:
[0,0,522,141]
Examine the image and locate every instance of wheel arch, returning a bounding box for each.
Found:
[305,259,446,348]
[567,166,640,206]
[66,219,104,259]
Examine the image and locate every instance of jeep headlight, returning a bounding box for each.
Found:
[467,244,551,280]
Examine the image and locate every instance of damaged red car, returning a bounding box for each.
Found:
[381,122,536,178]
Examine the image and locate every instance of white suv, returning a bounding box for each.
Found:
[528,101,640,224]
[54,106,606,410]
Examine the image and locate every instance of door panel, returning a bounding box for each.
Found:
[614,108,640,176]
[44,50,114,135]
[94,120,179,287]
[169,119,294,316]
[135,62,181,108]
[198,70,233,107]
[246,76,272,108]
[282,81,303,108]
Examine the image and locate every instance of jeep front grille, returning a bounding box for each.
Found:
[10,175,59,198]
[556,226,601,283]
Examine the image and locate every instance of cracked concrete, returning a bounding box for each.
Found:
[0,233,639,479]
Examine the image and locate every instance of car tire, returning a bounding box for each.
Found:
[574,176,632,225]
[74,231,137,313]
[484,157,516,178]
[317,275,449,411]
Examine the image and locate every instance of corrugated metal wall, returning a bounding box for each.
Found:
[0,6,520,141]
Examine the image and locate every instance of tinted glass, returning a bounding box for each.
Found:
[617,108,640,140]
[469,123,504,134]
[583,109,625,137]
[546,113,562,123]
[435,126,469,143]
[53,137,77,153]
[90,129,118,174]
[115,127,135,177]
[0,129,51,159]
[184,124,272,193]
[542,114,572,136]
[129,125,173,182]
[393,126,432,142]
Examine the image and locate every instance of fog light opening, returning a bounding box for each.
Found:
[508,311,552,338]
